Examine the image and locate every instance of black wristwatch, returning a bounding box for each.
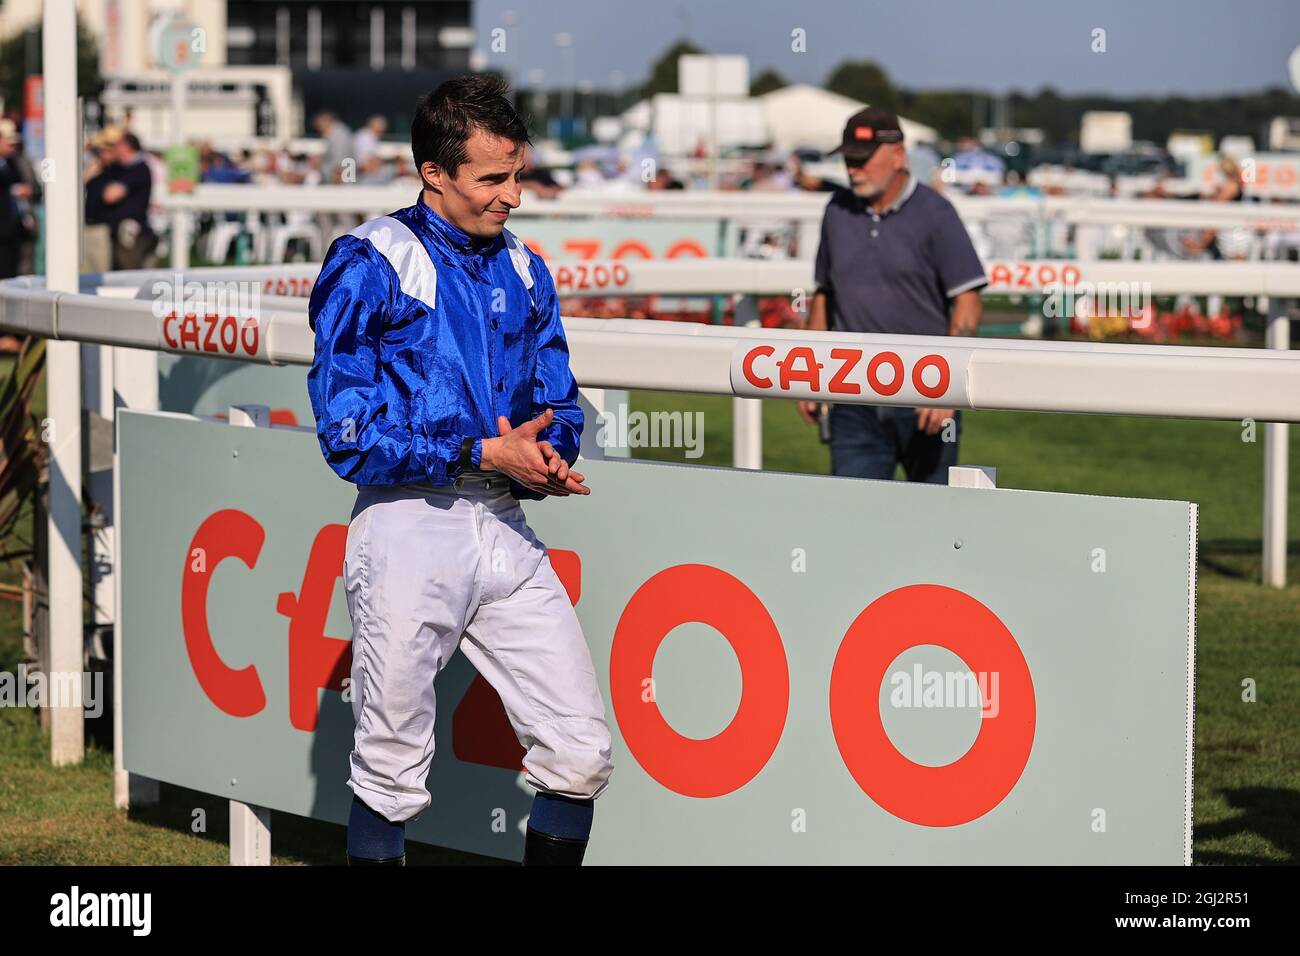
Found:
[457,437,478,473]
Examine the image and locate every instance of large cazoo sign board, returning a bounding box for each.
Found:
[119,411,1196,864]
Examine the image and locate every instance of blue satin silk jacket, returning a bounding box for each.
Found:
[306,195,583,501]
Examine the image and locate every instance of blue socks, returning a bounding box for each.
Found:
[347,791,591,858]
[528,791,594,841]
[347,795,406,860]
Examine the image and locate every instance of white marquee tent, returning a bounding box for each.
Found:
[618,83,939,157]
[758,84,938,153]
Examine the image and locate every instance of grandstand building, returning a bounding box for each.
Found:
[0,0,475,137]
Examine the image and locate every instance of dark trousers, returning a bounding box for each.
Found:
[0,241,19,280]
[828,404,961,484]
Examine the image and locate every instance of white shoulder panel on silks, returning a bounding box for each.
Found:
[502,228,535,307]
[350,215,438,309]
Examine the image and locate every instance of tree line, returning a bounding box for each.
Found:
[654,41,1300,147]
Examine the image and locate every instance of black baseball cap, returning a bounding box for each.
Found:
[830,106,904,160]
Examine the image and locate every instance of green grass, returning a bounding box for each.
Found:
[0,702,497,866]
[0,372,1295,864]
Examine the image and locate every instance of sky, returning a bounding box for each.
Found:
[472,0,1300,98]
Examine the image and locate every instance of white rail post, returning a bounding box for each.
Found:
[732,314,762,470]
[230,802,272,867]
[1263,299,1292,589]
[170,63,192,273]
[732,396,762,470]
[227,403,273,864]
[949,465,998,489]
[44,0,84,766]
[111,288,162,809]
[171,209,191,270]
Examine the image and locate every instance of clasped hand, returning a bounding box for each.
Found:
[479,408,590,496]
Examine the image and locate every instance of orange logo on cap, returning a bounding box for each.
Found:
[854,126,875,140]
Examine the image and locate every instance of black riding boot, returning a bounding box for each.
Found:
[346,853,406,866]
[522,827,588,865]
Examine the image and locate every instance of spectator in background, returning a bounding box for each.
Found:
[314,110,358,243]
[392,153,420,186]
[276,152,323,250]
[199,142,252,184]
[908,142,943,190]
[358,153,397,185]
[520,149,562,198]
[611,155,644,192]
[1193,157,1254,323]
[0,120,33,351]
[799,107,986,484]
[746,159,793,192]
[279,151,309,183]
[791,153,837,192]
[998,169,1043,199]
[1182,156,1249,260]
[98,133,158,270]
[353,114,388,165]
[647,168,684,191]
[300,152,323,186]
[0,121,31,280]
[0,119,41,278]
[82,129,123,273]
[246,148,276,185]
[193,144,254,241]
[313,110,355,184]
[951,136,1005,193]
[574,158,606,189]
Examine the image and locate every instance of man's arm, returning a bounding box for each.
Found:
[17,156,41,204]
[916,288,981,435]
[307,235,481,486]
[931,201,988,336]
[948,289,982,337]
[806,289,829,331]
[807,204,835,331]
[797,212,834,423]
[916,205,988,433]
[101,162,150,206]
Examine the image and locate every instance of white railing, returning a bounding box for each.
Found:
[3,273,1297,418]
[528,258,1300,298]
[155,186,1300,276]
[66,257,1300,299]
[157,185,1300,231]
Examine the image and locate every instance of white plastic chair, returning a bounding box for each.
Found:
[205,213,269,264]
[267,220,323,263]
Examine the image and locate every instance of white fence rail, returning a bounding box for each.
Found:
[534,258,1300,298]
[2,274,1298,421]
[63,257,1300,299]
[155,187,1300,270]
[158,185,1300,231]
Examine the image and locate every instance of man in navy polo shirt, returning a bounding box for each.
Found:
[798,107,986,483]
